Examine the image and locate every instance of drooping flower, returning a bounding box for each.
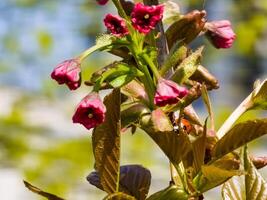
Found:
[51,59,81,90]
[154,78,188,107]
[72,92,106,130]
[104,14,129,37]
[205,20,236,49]
[96,0,108,5]
[131,3,164,34]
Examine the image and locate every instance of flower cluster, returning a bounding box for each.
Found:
[50,1,236,133]
[104,3,164,37]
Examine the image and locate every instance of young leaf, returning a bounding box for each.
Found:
[163,1,181,25]
[23,181,65,200]
[121,103,150,129]
[251,79,267,110]
[141,111,191,166]
[171,46,203,84]
[166,10,206,49]
[192,119,207,174]
[104,192,136,200]
[244,146,267,200]
[92,89,121,194]
[222,176,245,200]
[87,165,151,200]
[201,84,215,130]
[121,80,149,103]
[195,158,242,192]
[146,185,188,200]
[160,45,188,76]
[212,119,267,160]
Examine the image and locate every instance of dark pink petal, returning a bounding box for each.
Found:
[131,3,164,34]
[205,20,236,49]
[104,14,129,37]
[51,59,81,90]
[72,92,106,130]
[154,78,188,107]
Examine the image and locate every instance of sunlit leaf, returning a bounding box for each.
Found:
[104,192,136,200]
[212,119,267,160]
[88,165,151,200]
[195,159,242,192]
[222,176,245,200]
[166,10,206,49]
[160,45,188,76]
[151,109,173,132]
[244,146,267,200]
[23,180,65,200]
[192,119,207,174]
[171,46,203,84]
[147,185,188,200]
[92,89,121,194]
[252,79,267,110]
[163,1,181,25]
[141,113,191,166]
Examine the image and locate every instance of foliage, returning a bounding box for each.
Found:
[19,0,267,199]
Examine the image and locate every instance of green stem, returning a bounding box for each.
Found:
[77,45,101,61]
[141,53,161,80]
[112,0,128,19]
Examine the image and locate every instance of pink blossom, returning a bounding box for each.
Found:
[104,14,129,37]
[205,20,236,49]
[97,0,108,5]
[51,59,81,90]
[131,3,164,34]
[154,78,188,107]
[72,92,106,130]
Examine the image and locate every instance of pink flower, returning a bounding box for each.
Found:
[154,79,188,107]
[104,14,129,37]
[205,20,236,49]
[131,3,164,34]
[51,59,81,90]
[97,0,108,5]
[72,92,106,130]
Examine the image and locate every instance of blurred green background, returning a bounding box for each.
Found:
[0,0,266,199]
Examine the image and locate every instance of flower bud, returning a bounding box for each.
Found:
[96,0,108,5]
[104,14,129,37]
[72,92,106,130]
[154,78,188,107]
[51,59,81,90]
[205,20,236,49]
[131,3,164,34]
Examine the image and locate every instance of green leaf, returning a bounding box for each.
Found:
[93,62,144,90]
[23,181,65,200]
[202,84,215,130]
[252,79,267,110]
[147,185,188,200]
[195,156,242,192]
[244,146,267,200]
[121,103,150,129]
[160,45,188,76]
[222,176,245,200]
[141,112,191,166]
[171,46,203,84]
[104,192,136,200]
[212,119,267,160]
[92,89,121,194]
[163,1,181,25]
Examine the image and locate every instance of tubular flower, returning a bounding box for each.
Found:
[205,20,236,49]
[51,59,81,90]
[154,78,188,107]
[104,14,129,37]
[72,92,106,130]
[97,0,108,5]
[131,3,164,34]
